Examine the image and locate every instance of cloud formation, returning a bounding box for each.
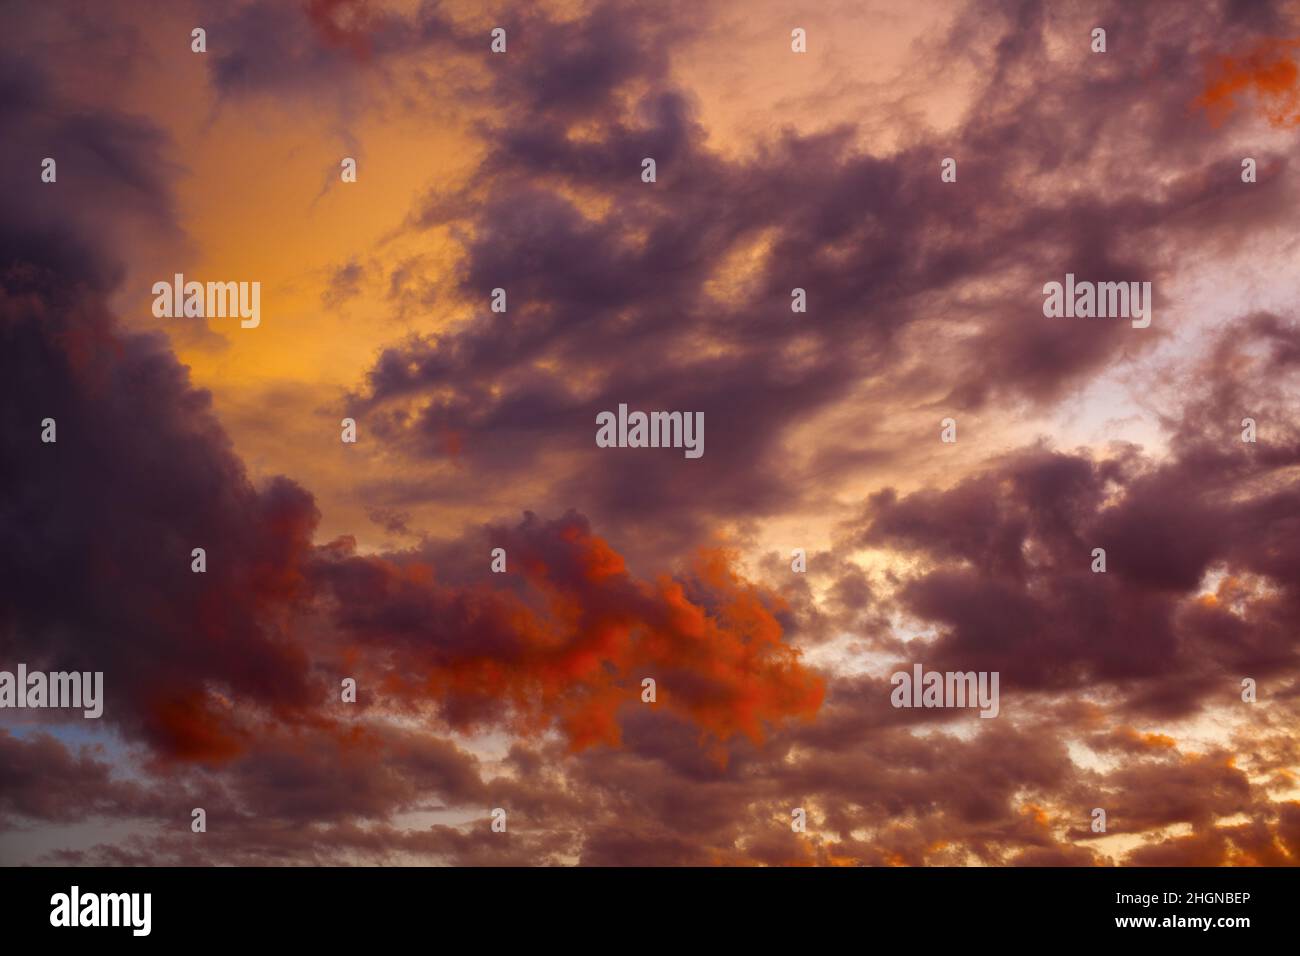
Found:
[1,0,1298,867]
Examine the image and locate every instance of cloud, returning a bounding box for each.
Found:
[346,0,1300,568]
[3,0,1300,868]
[0,731,153,828]
[312,511,825,753]
[840,313,1300,714]
[1196,37,1300,127]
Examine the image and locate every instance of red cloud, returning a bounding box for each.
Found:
[1196,38,1300,127]
[304,0,375,61]
[314,513,825,756]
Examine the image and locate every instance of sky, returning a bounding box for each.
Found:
[1,0,1299,866]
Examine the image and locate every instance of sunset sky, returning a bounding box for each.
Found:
[2,0,1299,866]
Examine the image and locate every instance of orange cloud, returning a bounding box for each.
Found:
[1196,38,1300,127]
[318,516,825,755]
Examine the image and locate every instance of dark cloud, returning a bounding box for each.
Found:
[206,0,459,99]
[0,732,153,828]
[840,314,1299,715]
[0,236,324,758]
[345,0,1300,567]
[322,258,368,308]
